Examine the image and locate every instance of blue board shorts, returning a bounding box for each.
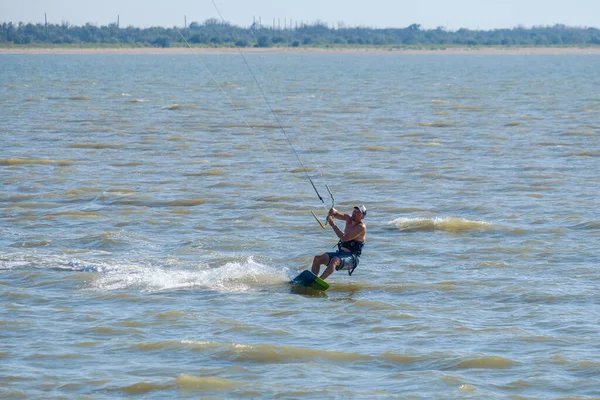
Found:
[326,251,359,272]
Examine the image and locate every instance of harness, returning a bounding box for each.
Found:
[337,239,364,256]
[336,239,365,276]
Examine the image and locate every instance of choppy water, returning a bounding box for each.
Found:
[1,53,599,399]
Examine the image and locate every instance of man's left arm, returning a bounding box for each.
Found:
[327,216,365,241]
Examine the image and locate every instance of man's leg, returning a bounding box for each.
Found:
[311,253,330,276]
[320,256,341,280]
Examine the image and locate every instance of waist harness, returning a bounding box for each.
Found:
[337,239,364,256]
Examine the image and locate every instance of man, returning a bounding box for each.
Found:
[311,205,367,280]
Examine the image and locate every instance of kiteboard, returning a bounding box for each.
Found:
[291,270,329,291]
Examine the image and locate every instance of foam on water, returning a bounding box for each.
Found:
[84,256,290,293]
[0,260,32,270]
[388,216,495,233]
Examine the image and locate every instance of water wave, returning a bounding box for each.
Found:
[46,211,102,219]
[184,170,226,177]
[332,107,363,114]
[176,374,245,390]
[111,161,143,167]
[113,381,173,394]
[453,355,515,369]
[0,258,32,270]
[176,340,373,363]
[289,167,317,173]
[10,240,52,248]
[162,104,197,110]
[214,318,290,336]
[255,195,298,203]
[67,143,125,149]
[10,202,56,209]
[352,299,397,310]
[0,194,36,202]
[450,104,484,111]
[247,122,288,129]
[459,384,477,392]
[161,198,206,207]
[166,135,190,141]
[104,197,206,207]
[418,122,456,128]
[135,340,516,373]
[0,158,77,166]
[70,231,152,251]
[563,130,595,136]
[86,257,289,292]
[571,220,600,230]
[69,96,91,101]
[388,216,495,233]
[361,145,394,152]
[578,151,600,157]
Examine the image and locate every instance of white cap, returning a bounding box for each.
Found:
[354,205,367,216]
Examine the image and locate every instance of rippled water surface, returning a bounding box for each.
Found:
[1,53,599,399]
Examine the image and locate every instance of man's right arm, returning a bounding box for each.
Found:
[329,207,350,221]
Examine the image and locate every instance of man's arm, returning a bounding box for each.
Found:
[327,215,365,241]
[329,207,350,221]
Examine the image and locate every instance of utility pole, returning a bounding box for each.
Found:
[117,15,120,28]
[45,13,48,38]
[184,15,187,28]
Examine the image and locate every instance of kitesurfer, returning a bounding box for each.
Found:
[311,205,367,280]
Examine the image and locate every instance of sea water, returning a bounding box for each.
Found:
[1,52,599,398]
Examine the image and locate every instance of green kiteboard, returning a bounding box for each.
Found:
[291,270,329,291]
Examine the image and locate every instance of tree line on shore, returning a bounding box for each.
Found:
[1,18,599,47]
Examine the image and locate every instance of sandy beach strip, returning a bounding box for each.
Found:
[1,46,600,55]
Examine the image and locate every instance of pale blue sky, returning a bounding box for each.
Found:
[2,0,599,30]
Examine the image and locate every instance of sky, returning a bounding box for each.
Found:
[2,0,599,30]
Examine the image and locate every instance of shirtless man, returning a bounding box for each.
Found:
[311,205,367,280]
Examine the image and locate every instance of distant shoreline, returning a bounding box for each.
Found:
[2,46,600,55]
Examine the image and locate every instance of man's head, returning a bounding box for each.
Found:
[353,205,367,221]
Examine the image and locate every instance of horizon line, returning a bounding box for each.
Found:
[1,19,599,32]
